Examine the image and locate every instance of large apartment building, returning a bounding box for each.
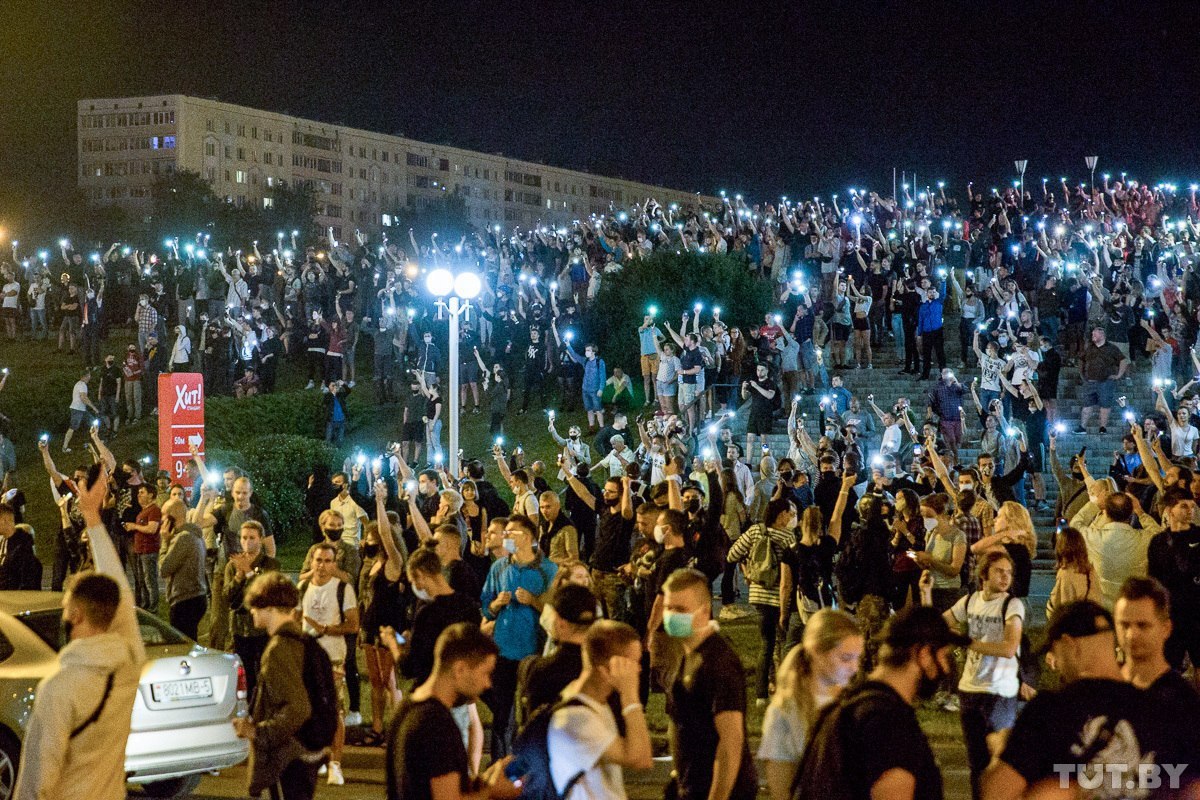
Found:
[77,94,711,237]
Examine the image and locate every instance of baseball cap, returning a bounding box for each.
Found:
[882,605,970,652]
[1039,600,1114,654]
[549,583,599,626]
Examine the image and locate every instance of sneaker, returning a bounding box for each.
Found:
[1074,426,1087,434]
[318,764,327,776]
[471,407,481,415]
[345,711,363,727]
[866,364,873,370]
[305,380,315,390]
[755,698,767,709]
[1099,426,1107,434]
[941,694,960,713]
[327,761,344,786]
[61,447,72,454]
[347,380,355,388]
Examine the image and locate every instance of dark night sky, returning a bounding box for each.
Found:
[4,1,1200,205]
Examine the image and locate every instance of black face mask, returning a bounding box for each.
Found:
[322,528,342,541]
[684,498,702,514]
[604,497,621,507]
[361,543,380,559]
[916,659,947,701]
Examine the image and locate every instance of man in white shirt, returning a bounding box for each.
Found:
[549,620,653,799]
[931,549,1023,800]
[63,369,99,453]
[592,436,635,479]
[300,542,359,786]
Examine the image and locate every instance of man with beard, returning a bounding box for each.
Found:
[794,605,967,800]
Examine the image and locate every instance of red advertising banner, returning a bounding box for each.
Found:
[158,373,205,493]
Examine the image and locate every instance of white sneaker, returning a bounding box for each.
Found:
[344,711,363,726]
[347,380,356,388]
[318,764,327,776]
[305,380,315,390]
[327,761,344,786]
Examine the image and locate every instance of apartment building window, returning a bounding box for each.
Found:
[235,170,247,184]
[205,142,215,156]
[439,158,449,171]
[263,197,273,209]
[225,169,231,182]
[237,147,245,160]
[225,146,232,159]
[206,167,216,182]
[266,176,274,187]
[263,152,272,165]
[382,151,389,162]
[406,152,429,168]
[251,127,258,139]
[224,122,230,134]
[206,119,214,132]
[237,124,245,137]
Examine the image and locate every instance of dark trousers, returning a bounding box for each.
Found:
[959,692,1018,800]
[169,594,208,641]
[920,327,946,378]
[720,562,739,605]
[959,319,977,366]
[234,633,270,698]
[903,321,920,371]
[485,656,520,758]
[753,603,780,699]
[266,757,319,800]
[521,371,547,411]
[344,633,360,713]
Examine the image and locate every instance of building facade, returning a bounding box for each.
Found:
[77,94,712,237]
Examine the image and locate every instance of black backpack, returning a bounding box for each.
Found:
[509,695,591,800]
[276,629,339,752]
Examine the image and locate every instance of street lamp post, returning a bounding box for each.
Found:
[426,267,481,478]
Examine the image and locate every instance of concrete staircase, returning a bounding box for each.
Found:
[745,317,1162,625]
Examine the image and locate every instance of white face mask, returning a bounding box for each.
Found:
[412,586,432,602]
[924,517,938,533]
[653,525,667,545]
[959,482,974,493]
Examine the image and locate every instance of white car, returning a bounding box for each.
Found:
[0,592,248,799]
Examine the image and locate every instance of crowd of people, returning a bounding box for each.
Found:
[6,174,1200,799]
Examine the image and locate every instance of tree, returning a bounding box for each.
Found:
[150,170,222,241]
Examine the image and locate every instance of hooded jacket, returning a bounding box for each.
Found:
[159,522,208,605]
[247,621,313,795]
[15,522,146,800]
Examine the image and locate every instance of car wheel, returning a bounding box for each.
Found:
[133,774,202,799]
[0,731,18,800]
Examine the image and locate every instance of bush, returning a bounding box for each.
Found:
[589,251,774,367]
[208,434,340,551]
[204,390,367,443]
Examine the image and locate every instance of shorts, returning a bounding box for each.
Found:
[679,382,698,408]
[1082,378,1115,408]
[852,316,870,332]
[748,412,774,436]
[800,340,819,372]
[460,359,480,383]
[69,409,89,431]
[402,421,424,443]
[640,354,658,377]
[831,323,851,341]
[583,389,602,412]
[958,691,1018,733]
[657,380,677,397]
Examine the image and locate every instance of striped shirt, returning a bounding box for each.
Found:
[727,524,795,606]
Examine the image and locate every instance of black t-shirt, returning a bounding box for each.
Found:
[679,347,704,385]
[445,558,482,604]
[386,697,469,800]
[667,633,757,800]
[591,505,632,572]
[521,641,583,717]
[809,681,942,800]
[999,677,1199,796]
[1147,526,1200,625]
[402,592,483,684]
[749,378,778,417]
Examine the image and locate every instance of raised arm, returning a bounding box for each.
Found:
[827,471,857,545]
[375,480,404,581]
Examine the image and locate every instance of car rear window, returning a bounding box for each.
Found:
[15,609,189,651]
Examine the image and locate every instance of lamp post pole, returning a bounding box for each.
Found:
[447,295,462,477]
[426,268,480,479]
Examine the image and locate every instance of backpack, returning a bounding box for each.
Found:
[741,526,781,588]
[509,695,591,800]
[834,521,887,607]
[791,685,894,800]
[276,629,339,752]
[963,591,1039,689]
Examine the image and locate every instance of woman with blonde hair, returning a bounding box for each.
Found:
[758,609,864,800]
[1045,525,1102,618]
[971,501,1036,597]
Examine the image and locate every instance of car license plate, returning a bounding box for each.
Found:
[151,677,213,703]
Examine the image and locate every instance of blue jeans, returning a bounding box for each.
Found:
[427,418,443,461]
[135,553,159,611]
[325,419,346,445]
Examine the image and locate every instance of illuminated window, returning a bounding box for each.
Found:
[235,170,247,184]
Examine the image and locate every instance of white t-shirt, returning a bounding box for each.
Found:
[300,578,357,663]
[880,423,902,456]
[69,380,89,412]
[1170,423,1199,459]
[548,692,624,800]
[979,355,1005,392]
[1,282,19,309]
[1005,349,1041,386]
[950,591,1024,697]
[757,691,836,763]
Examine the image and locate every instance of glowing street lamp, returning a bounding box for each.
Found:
[426,267,481,476]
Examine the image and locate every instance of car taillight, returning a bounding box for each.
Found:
[236,663,247,701]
